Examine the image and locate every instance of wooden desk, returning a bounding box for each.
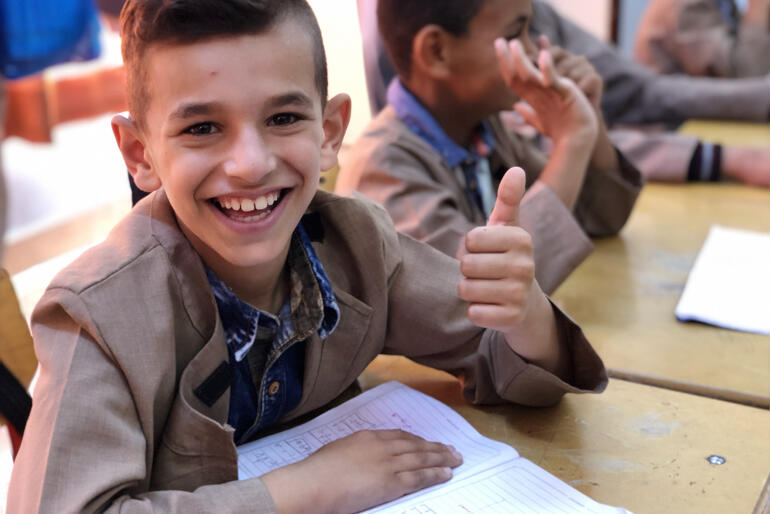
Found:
[678,120,770,148]
[360,355,770,514]
[552,183,770,407]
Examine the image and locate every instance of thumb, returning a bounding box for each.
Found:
[488,167,525,227]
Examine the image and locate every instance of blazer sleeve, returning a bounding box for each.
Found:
[610,129,699,182]
[572,147,644,238]
[365,201,607,407]
[637,0,770,78]
[501,122,643,239]
[530,0,770,125]
[8,289,277,514]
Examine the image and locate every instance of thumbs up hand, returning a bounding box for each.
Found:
[460,167,566,375]
[458,167,537,334]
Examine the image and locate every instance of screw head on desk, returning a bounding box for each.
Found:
[706,454,726,465]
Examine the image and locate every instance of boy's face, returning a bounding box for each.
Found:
[122,22,343,277]
[446,0,536,115]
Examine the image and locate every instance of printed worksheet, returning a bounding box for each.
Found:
[237,382,630,513]
[676,225,770,335]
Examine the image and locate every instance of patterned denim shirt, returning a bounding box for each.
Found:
[387,78,498,218]
[206,222,339,444]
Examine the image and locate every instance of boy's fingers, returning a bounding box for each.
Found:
[395,467,455,495]
[510,39,542,84]
[495,38,518,85]
[513,101,543,133]
[487,167,526,227]
[393,446,463,472]
[467,303,528,330]
[538,49,558,88]
[461,253,523,280]
[537,34,551,51]
[458,277,532,305]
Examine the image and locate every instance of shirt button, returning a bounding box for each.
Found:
[268,381,280,396]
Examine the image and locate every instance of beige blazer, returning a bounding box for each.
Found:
[635,0,770,78]
[8,190,606,513]
[337,110,642,294]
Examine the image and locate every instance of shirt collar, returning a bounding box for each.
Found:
[206,221,340,362]
[387,78,495,168]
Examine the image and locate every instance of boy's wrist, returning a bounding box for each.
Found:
[502,281,564,377]
[262,461,332,514]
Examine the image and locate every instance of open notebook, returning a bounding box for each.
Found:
[675,225,770,335]
[238,381,630,513]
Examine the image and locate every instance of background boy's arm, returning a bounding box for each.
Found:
[495,38,597,211]
[503,38,643,237]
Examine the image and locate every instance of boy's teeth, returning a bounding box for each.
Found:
[241,198,255,212]
[219,191,281,212]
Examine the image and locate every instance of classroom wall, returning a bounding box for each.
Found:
[307,0,371,145]
[546,0,612,41]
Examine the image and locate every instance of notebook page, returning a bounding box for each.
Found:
[366,458,631,514]
[675,225,770,335]
[237,381,516,481]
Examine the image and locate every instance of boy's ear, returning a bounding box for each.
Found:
[412,25,451,79]
[111,114,162,192]
[319,93,352,172]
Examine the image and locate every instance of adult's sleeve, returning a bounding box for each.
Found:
[531,0,770,125]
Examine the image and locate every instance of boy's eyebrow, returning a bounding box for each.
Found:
[168,102,221,121]
[265,92,315,110]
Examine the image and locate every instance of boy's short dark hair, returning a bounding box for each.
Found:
[377,0,485,80]
[120,0,328,127]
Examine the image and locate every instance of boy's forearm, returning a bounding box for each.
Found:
[537,131,596,210]
[588,118,621,173]
[502,282,570,381]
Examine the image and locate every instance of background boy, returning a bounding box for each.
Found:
[337,0,643,295]
[8,1,607,512]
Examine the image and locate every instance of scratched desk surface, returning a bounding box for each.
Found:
[551,183,770,406]
[361,355,770,514]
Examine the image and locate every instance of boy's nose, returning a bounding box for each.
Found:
[224,128,275,181]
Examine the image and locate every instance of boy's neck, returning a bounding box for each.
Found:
[405,77,487,148]
[207,246,291,316]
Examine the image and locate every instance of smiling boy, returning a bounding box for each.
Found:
[8,1,607,513]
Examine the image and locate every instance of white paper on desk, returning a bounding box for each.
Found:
[237,382,630,513]
[675,225,770,335]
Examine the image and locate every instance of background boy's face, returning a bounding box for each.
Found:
[137,23,330,275]
[446,0,535,114]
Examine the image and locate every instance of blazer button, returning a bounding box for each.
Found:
[268,381,280,396]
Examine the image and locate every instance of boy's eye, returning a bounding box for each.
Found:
[506,30,523,41]
[268,113,302,127]
[183,122,218,136]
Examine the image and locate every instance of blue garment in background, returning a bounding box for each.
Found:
[0,0,101,78]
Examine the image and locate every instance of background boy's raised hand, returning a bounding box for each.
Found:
[534,35,623,177]
[459,167,567,379]
[261,429,462,514]
[494,38,597,150]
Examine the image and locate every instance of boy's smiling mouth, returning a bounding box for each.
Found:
[211,189,288,223]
